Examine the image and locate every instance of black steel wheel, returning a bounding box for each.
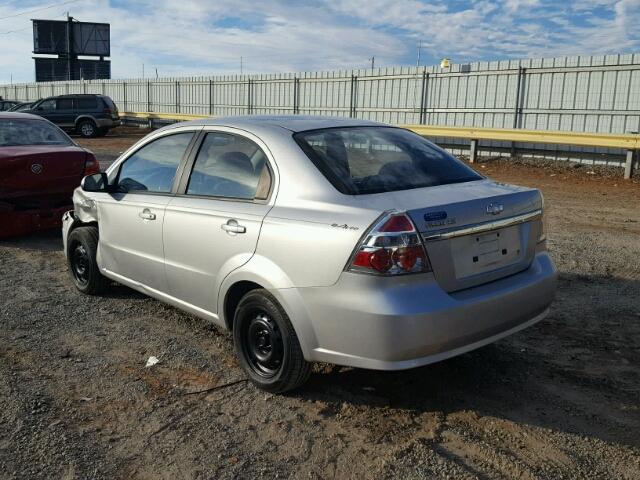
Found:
[67,226,109,295]
[70,243,91,287]
[233,289,311,393]
[244,313,284,378]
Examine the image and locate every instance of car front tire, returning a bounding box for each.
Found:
[233,289,311,393]
[67,226,109,295]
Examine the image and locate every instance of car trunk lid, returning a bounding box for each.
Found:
[355,179,544,292]
[0,145,88,208]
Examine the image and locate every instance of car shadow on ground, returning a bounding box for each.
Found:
[0,229,63,251]
[298,272,640,450]
[3,230,638,449]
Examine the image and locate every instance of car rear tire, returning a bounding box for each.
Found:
[77,120,98,138]
[233,289,311,393]
[67,226,109,295]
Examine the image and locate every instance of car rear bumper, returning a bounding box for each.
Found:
[278,251,557,370]
[95,118,121,128]
[0,205,71,240]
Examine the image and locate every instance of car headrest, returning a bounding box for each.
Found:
[217,151,254,176]
[324,133,350,177]
[378,160,416,178]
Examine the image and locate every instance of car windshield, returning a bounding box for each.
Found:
[294,126,483,195]
[0,118,72,147]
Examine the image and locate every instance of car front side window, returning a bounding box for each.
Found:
[116,132,194,194]
[185,132,270,200]
[38,99,56,111]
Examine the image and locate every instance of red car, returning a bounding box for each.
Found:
[0,112,100,239]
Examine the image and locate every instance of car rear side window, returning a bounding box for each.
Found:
[116,132,194,194]
[75,97,98,109]
[0,119,72,146]
[294,127,483,195]
[185,132,270,200]
[56,98,73,110]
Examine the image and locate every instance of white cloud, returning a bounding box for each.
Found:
[0,0,638,85]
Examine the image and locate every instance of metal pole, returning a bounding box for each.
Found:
[469,139,479,163]
[350,75,358,118]
[419,70,429,125]
[123,81,127,111]
[624,149,636,179]
[513,66,526,129]
[293,77,300,114]
[511,66,526,158]
[66,14,72,81]
[209,79,213,115]
[147,80,151,112]
[175,80,179,113]
[247,78,252,114]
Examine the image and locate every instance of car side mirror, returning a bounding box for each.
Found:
[81,172,110,192]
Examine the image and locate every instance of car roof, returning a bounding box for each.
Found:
[177,115,386,133]
[41,94,106,99]
[0,111,48,120]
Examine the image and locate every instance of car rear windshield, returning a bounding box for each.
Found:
[0,119,72,147]
[294,126,483,195]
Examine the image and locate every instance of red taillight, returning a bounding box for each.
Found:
[83,154,100,176]
[379,215,414,232]
[103,107,112,114]
[347,212,431,275]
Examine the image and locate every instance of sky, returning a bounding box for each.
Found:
[0,0,638,84]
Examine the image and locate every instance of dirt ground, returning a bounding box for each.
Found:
[1,130,639,479]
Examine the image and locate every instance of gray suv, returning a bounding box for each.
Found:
[62,115,557,392]
[26,94,120,138]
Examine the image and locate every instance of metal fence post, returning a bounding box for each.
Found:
[147,80,151,112]
[247,78,252,114]
[511,66,526,157]
[624,149,637,179]
[208,79,213,115]
[349,75,358,118]
[513,66,526,129]
[419,70,429,125]
[469,139,479,163]
[175,80,180,113]
[293,77,300,114]
[123,82,127,111]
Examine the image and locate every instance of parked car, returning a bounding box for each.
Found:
[8,101,36,112]
[0,100,19,111]
[24,94,120,138]
[0,112,100,239]
[62,115,557,392]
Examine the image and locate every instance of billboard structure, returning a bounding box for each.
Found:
[32,16,111,82]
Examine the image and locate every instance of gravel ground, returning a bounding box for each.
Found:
[1,133,639,479]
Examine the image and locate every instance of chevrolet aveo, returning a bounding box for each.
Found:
[62,116,557,392]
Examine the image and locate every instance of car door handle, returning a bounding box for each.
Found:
[139,209,156,221]
[221,219,246,235]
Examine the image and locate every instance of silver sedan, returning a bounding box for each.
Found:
[62,115,557,392]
